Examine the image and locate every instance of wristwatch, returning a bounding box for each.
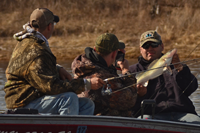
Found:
[83,78,88,91]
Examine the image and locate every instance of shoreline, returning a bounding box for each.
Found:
[0,36,200,62]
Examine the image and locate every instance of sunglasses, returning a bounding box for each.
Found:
[142,42,160,49]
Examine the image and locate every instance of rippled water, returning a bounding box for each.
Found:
[0,61,8,111]
[0,60,200,115]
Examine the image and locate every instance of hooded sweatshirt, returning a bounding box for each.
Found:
[71,47,137,116]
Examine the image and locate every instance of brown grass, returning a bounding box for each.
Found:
[1,0,200,61]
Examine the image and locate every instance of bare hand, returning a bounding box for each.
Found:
[59,67,73,81]
[90,77,106,90]
[137,84,147,97]
[172,53,183,72]
[117,59,129,74]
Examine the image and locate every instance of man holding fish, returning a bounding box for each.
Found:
[129,30,200,123]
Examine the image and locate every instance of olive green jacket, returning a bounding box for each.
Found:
[4,36,85,109]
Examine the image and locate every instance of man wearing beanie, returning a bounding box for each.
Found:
[4,8,105,115]
[129,30,200,123]
[71,33,137,117]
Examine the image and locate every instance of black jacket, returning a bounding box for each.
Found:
[129,56,198,117]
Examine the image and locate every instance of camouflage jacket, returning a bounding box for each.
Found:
[4,36,85,109]
[71,47,137,117]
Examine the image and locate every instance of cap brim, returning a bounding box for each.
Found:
[54,15,59,23]
[119,42,125,49]
[140,39,160,47]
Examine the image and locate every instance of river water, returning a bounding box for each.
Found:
[0,60,200,115]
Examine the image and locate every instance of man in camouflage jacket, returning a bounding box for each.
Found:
[4,8,104,115]
[71,33,137,117]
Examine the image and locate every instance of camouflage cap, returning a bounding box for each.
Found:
[140,30,162,47]
[30,8,59,28]
[95,33,125,53]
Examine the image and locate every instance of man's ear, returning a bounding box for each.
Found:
[47,23,52,31]
[111,50,117,59]
[161,43,164,51]
[140,46,143,54]
[94,46,96,52]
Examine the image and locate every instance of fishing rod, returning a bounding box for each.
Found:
[131,41,200,117]
[101,58,200,96]
[102,42,200,96]
[131,67,200,118]
[104,57,200,82]
[105,42,200,83]
[133,43,200,117]
[183,42,200,61]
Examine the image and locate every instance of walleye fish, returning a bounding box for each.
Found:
[136,48,177,87]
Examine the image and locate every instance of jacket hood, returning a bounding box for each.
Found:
[71,47,117,78]
[85,47,108,68]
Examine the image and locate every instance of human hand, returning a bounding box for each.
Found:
[59,67,73,81]
[172,53,183,72]
[90,77,106,90]
[137,84,147,97]
[117,59,129,74]
[115,49,125,71]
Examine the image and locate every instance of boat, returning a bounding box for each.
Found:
[0,114,200,133]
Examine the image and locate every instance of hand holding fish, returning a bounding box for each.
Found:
[137,84,147,97]
[135,49,177,86]
[172,53,183,72]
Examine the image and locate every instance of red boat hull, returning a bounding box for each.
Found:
[0,115,199,133]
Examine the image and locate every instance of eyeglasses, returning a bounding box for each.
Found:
[142,42,160,49]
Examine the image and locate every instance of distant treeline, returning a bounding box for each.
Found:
[1,0,200,60]
[1,0,200,43]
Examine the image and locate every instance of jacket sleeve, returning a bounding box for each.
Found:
[26,55,85,95]
[174,64,198,96]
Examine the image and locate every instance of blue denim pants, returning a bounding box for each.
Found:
[24,92,94,115]
[138,112,200,124]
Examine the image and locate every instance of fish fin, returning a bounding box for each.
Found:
[163,67,167,71]
[143,81,149,87]
[163,63,171,71]
[167,66,173,75]
[148,59,159,69]
[163,65,173,75]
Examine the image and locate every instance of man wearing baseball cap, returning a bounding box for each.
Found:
[30,8,59,30]
[139,30,163,62]
[71,33,137,116]
[129,30,200,123]
[4,8,105,115]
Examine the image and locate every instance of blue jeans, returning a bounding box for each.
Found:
[24,92,94,115]
[138,112,200,124]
